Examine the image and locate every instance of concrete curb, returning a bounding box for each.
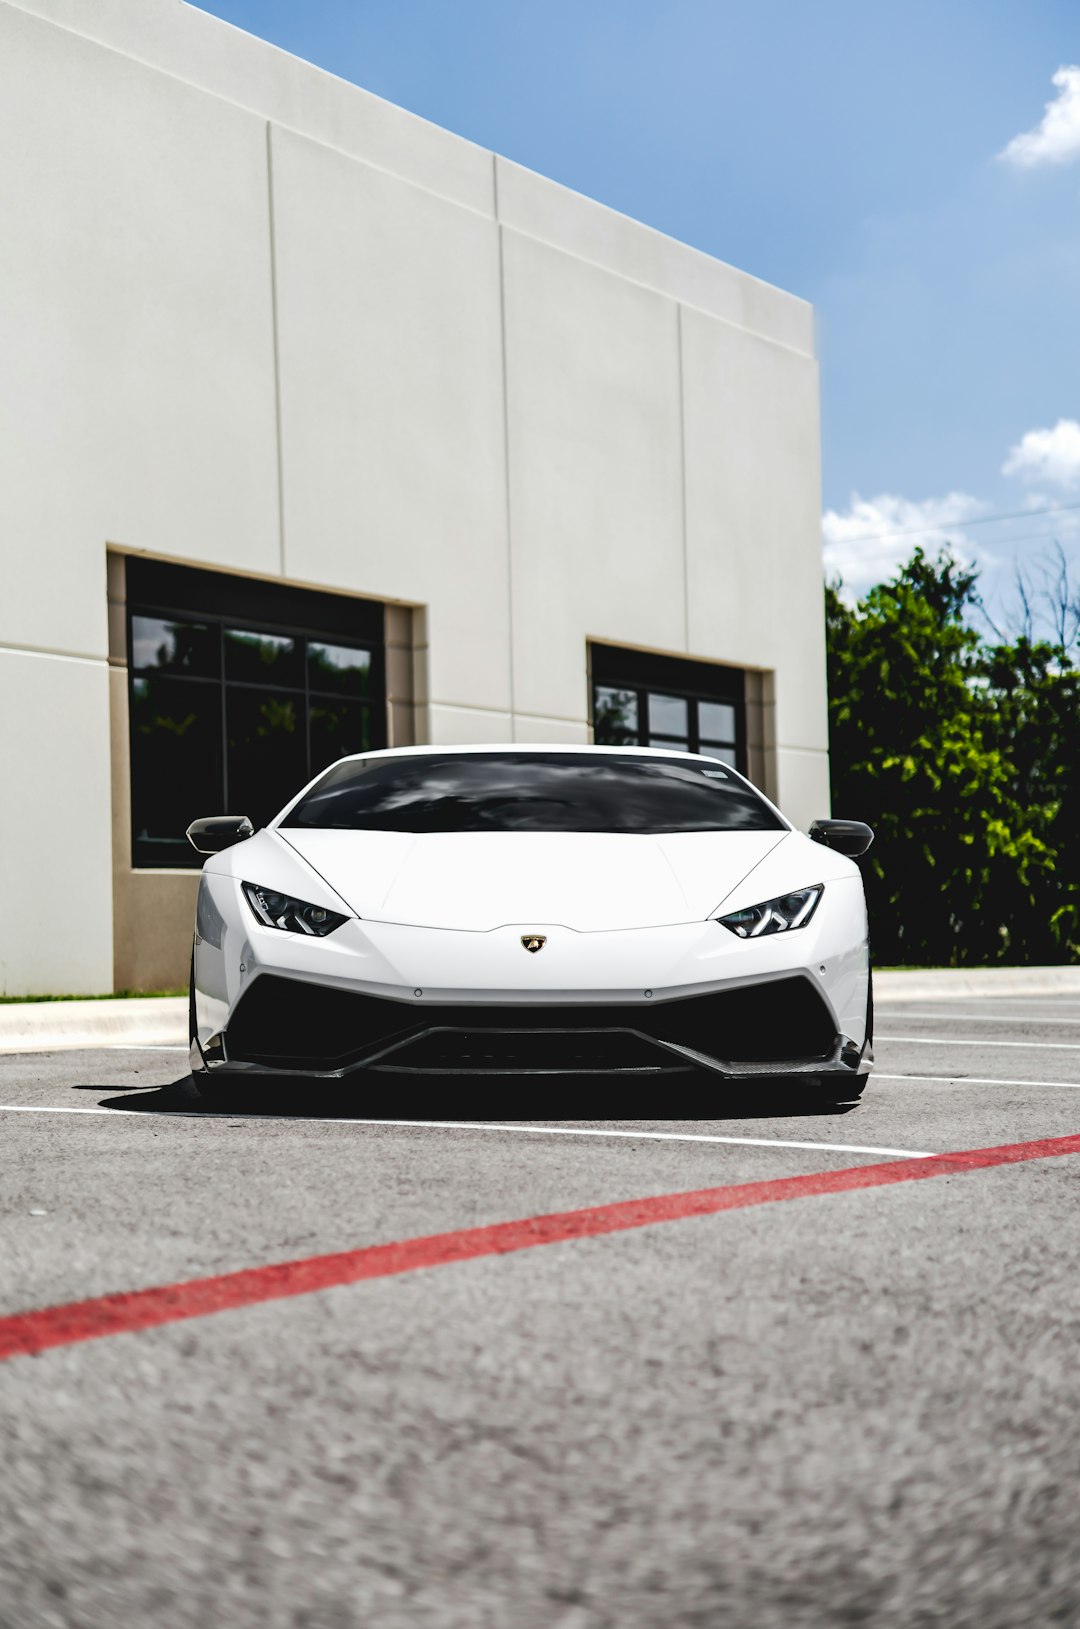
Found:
[874,967,1080,1004]
[0,997,187,1054]
[1,967,1078,1054]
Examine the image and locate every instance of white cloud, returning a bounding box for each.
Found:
[1000,66,1080,167]
[822,490,990,596]
[1002,419,1080,491]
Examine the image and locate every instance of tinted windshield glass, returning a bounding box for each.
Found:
[281,753,784,834]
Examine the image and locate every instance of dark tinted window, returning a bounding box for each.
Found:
[283,753,784,835]
[130,616,219,678]
[308,641,372,697]
[591,645,743,768]
[130,676,222,861]
[224,627,304,686]
[593,685,638,746]
[311,697,373,770]
[126,561,384,867]
[226,689,307,824]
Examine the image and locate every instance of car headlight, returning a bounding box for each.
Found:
[241,882,348,937]
[718,884,823,938]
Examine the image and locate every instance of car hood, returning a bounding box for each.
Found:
[277,827,791,932]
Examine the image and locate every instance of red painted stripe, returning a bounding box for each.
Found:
[3,1131,1079,1363]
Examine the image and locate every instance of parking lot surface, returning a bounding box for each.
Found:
[2,990,1080,1628]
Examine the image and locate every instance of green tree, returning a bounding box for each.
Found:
[826,549,1059,966]
[981,634,1080,960]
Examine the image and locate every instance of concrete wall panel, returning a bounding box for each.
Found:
[428,705,514,745]
[0,650,112,993]
[775,747,832,833]
[4,0,495,217]
[682,308,828,755]
[495,157,813,355]
[512,716,592,746]
[0,5,281,659]
[271,127,512,715]
[503,230,686,724]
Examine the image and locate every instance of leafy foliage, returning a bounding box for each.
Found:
[826,549,1079,966]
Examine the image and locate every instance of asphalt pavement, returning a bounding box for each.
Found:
[2,993,1080,1628]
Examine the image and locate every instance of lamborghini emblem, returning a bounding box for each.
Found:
[521,934,547,954]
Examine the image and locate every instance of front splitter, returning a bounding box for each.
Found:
[192,1030,872,1084]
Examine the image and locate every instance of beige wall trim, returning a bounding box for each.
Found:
[107,540,391,607]
[586,633,754,673]
[745,669,778,801]
[385,602,427,747]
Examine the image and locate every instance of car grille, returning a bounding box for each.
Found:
[223,973,838,1075]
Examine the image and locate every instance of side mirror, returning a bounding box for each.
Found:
[809,818,874,858]
[186,815,255,855]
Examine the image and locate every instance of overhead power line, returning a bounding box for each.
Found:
[830,498,1080,547]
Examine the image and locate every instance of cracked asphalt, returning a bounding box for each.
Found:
[2,990,1080,1628]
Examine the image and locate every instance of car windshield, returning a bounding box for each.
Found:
[280,753,785,835]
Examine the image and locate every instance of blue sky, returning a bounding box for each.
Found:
[195,1,1080,621]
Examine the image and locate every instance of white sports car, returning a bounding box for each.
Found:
[187,745,874,1099]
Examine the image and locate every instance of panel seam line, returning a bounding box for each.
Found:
[494,154,517,728]
[677,303,690,650]
[0,641,105,666]
[266,122,287,579]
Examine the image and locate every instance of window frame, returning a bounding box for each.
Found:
[125,561,385,870]
[589,644,747,771]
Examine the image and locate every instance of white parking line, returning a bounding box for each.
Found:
[0,1102,934,1158]
[103,1044,190,1053]
[0,1043,190,1059]
[880,1011,1080,1027]
[882,996,1080,1008]
[878,1035,1080,1051]
[877,1072,1080,1090]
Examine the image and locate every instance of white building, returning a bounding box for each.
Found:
[0,0,829,996]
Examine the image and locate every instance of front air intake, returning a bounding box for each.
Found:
[224,974,838,1074]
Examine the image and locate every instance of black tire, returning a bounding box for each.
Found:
[866,967,875,1050]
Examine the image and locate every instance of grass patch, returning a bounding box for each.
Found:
[873,964,1079,971]
[0,989,185,1004]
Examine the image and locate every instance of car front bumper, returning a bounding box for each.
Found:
[192,874,872,1083]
